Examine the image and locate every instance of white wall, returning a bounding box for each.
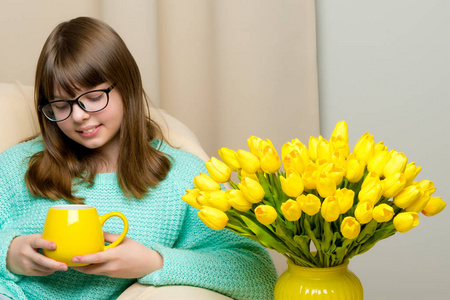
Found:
[316,1,450,299]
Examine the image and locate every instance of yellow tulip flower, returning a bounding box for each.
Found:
[404,162,421,186]
[334,188,355,214]
[259,142,281,173]
[345,154,365,183]
[331,149,347,169]
[322,163,345,186]
[281,200,302,221]
[297,194,321,216]
[205,157,232,183]
[302,163,319,190]
[393,185,423,208]
[308,135,327,162]
[330,135,350,159]
[414,180,436,195]
[280,168,304,198]
[282,138,306,160]
[321,196,340,222]
[393,212,419,233]
[422,197,446,217]
[353,132,375,163]
[194,173,221,192]
[373,141,387,155]
[236,149,261,174]
[218,147,240,171]
[331,120,349,143]
[405,190,431,213]
[354,200,373,224]
[358,181,383,205]
[226,189,253,211]
[283,150,307,174]
[197,191,211,207]
[317,171,336,198]
[372,204,394,222]
[382,173,406,198]
[239,169,259,181]
[247,135,264,157]
[208,190,232,211]
[367,150,391,177]
[340,217,361,239]
[316,139,332,162]
[238,177,265,203]
[255,205,278,225]
[198,206,229,230]
[181,189,202,209]
[383,152,407,178]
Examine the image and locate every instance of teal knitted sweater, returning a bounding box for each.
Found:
[0,138,277,300]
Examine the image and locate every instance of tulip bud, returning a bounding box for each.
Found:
[208,190,232,211]
[334,188,355,214]
[238,177,265,203]
[355,200,373,224]
[236,150,260,174]
[414,180,436,195]
[297,194,321,216]
[372,204,394,222]
[330,135,350,159]
[322,163,345,186]
[404,162,421,186]
[382,173,406,198]
[283,150,307,174]
[317,171,337,198]
[316,139,332,162]
[281,200,302,221]
[181,189,202,209]
[331,149,347,169]
[227,189,253,211]
[340,217,361,239]
[393,212,419,233]
[239,169,259,181]
[198,207,229,230]
[308,136,326,162]
[373,142,387,155]
[255,205,278,225]
[302,163,319,190]
[405,190,431,213]
[345,154,365,183]
[280,168,304,198]
[321,196,340,222]
[393,185,423,208]
[218,147,240,171]
[205,157,232,183]
[383,152,407,178]
[247,135,264,157]
[353,132,375,163]
[197,191,212,207]
[259,142,281,173]
[358,181,383,205]
[361,171,380,190]
[367,150,391,177]
[422,197,446,217]
[194,173,221,192]
[331,121,349,143]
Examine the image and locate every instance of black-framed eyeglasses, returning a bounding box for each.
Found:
[39,83,116,122]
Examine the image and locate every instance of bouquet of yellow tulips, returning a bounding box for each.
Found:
[182,121,446,267]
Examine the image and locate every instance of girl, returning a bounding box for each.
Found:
[0,17,277,300]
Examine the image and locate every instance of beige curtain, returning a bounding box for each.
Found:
[103,0,320,156]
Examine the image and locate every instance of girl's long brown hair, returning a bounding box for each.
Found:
[26,17,171,203]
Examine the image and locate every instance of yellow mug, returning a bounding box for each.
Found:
[42,204,129,266]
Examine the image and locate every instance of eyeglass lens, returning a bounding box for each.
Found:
[42,90,109,121]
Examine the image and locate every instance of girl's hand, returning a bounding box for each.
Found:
[6,234,68,276]
[70,232,163,278]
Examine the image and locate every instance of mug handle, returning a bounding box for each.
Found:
[99,212,129,250]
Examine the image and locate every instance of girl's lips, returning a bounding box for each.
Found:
[77,125,101,137]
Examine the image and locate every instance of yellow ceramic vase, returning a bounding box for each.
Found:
[274,259,363,300]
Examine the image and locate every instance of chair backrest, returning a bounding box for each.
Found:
[0,81,209,161]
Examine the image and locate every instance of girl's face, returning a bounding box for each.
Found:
[53,82,124,158]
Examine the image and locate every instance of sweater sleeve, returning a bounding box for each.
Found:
[139,205,277,300]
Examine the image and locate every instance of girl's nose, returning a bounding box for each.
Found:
[71,102,90,122]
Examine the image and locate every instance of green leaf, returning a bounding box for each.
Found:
[356,219,378,244]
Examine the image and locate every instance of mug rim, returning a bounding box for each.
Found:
[50,205,95,210]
